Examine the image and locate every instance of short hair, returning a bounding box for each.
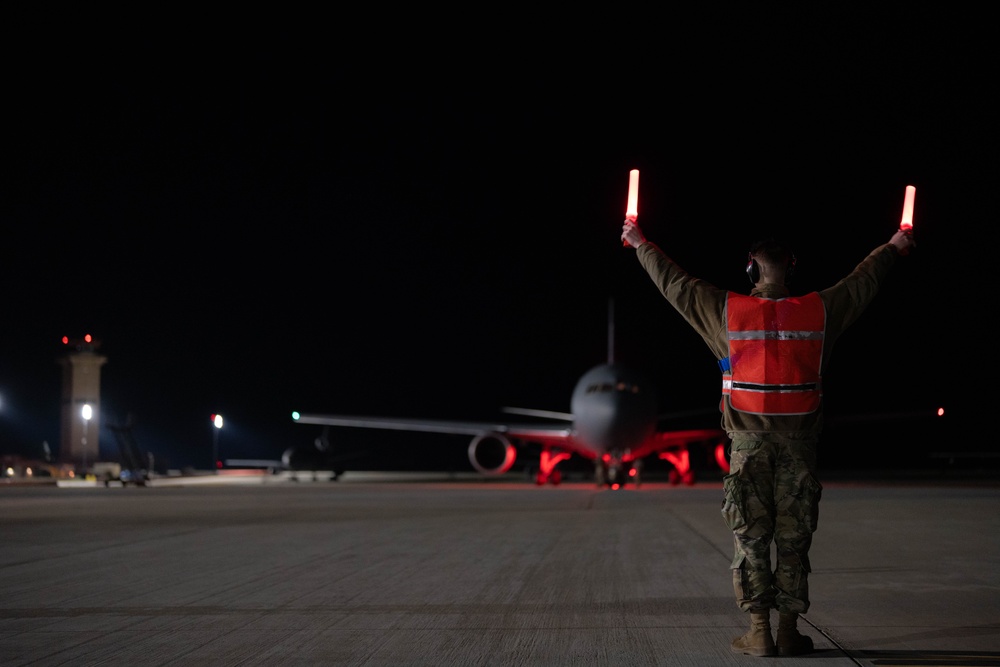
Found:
[748,238,794,268]
[746,237,796,283]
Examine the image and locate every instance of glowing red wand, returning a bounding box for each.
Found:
[623,169,639,247]
[900,185,916,232]
[626,169,639,221]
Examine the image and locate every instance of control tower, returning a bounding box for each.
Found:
[57,335,107,470]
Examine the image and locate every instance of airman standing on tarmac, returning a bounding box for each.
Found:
[621,214,915,657]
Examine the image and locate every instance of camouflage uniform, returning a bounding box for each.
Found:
[632,239,902,615]
[723,435,821,613]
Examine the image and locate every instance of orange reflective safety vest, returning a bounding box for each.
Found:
[720,292,826,416]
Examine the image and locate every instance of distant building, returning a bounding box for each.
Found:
[56,335,106,470]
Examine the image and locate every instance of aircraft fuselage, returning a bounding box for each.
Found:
[570,363,658,458]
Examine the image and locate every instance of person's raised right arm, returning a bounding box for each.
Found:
[889,228,916,256]
[623,221,729,358]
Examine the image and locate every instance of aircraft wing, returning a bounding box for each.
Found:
[292,413,573,442]
[291,412,609,482]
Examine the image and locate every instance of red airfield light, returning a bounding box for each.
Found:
[937,407,945,417]
[900,185,916,231]
[61,336,69,345]
[84,334,92,343]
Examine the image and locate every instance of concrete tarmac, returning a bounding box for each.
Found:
[2,472,999,666]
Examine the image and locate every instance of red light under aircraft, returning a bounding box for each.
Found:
[288,305,730,489]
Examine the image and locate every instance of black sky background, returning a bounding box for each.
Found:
[2,10,993,470]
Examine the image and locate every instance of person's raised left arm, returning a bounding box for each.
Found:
[821,229,915,335]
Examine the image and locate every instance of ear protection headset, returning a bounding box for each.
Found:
[746,242,796,284]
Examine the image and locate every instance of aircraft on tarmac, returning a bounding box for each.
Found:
[287,303,731,489]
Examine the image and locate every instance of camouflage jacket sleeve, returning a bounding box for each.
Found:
[819,243,900,341]
[634,241,730,359]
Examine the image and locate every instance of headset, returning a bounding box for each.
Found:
[746,240,796,284]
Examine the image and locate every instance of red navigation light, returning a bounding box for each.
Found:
[84,334,92,343]
[628,468,637,477]
[937,407,945,417]
[62,336,69,344]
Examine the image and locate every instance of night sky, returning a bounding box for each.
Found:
[3,12,993,471]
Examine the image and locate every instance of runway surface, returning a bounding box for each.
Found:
[2,472,999,666]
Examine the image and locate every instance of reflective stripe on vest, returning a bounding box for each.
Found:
[724,291,825,415]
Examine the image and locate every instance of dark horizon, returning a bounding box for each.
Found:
[2,11,990,472]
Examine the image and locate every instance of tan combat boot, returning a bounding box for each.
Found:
[731,610,776,657]
[776,612,814,656]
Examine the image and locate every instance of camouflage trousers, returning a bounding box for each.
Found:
[721,436,822,614]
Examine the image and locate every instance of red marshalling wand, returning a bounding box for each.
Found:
[623,169,639,247]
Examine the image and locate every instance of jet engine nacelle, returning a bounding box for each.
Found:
[468,432,517,475]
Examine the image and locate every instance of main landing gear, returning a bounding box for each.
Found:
[535,448,571,485]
